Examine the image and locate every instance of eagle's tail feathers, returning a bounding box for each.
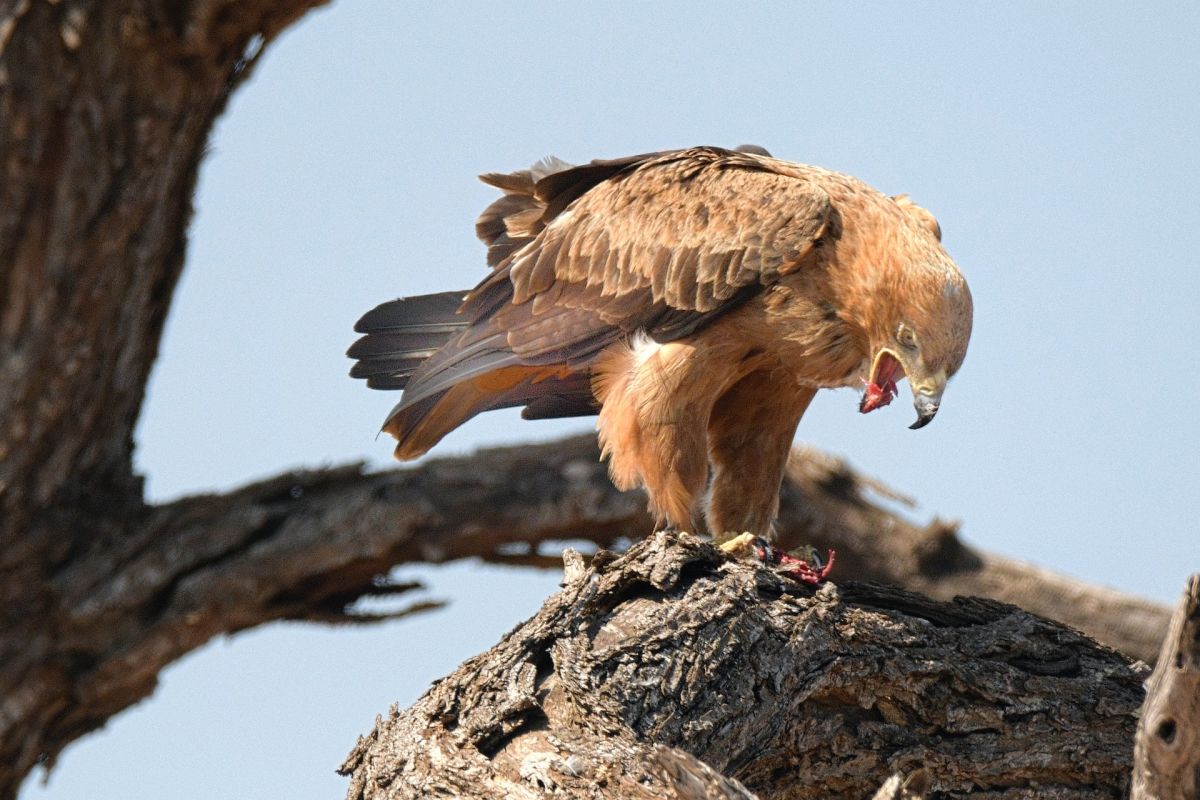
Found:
[383,366,596,460]
[348,291,471,392]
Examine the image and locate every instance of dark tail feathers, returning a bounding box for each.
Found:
[347,291,469,390]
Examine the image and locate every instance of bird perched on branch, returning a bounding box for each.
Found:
[349,146,972,542]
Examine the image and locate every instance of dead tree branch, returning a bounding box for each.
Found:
[2,432,1172,797]
[342,531,1146,799]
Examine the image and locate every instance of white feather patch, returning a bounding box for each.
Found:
[529,155,575,182]
[631,331,661,367]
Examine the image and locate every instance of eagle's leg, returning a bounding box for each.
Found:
[606,422,708,533]
[705,375,814,539]
[595,341,715,533]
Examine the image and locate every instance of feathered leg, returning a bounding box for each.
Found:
[706,374,814,538]
[594,337,738,532]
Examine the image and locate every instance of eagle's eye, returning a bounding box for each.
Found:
[896,324,918,349]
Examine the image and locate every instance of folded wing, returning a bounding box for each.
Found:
[355,146,833,458]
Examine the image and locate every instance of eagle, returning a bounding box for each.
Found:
[349,146,972,540]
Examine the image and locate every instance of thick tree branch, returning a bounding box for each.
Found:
[0,1,329,794]
[7,433,1168,797]
[341,531,1146,799]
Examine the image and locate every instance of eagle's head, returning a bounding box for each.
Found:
[859,262,973,429]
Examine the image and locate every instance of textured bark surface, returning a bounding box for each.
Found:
[0,0,324,518]
[0,427,1170,798]
[0,0,329,794]
[1133,575,1200,800]
[343,532,1147,799]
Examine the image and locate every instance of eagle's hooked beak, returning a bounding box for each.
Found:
[907,369,947,430]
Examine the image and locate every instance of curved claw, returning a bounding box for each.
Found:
[750,538,837,585]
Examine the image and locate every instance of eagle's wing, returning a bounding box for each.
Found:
[517,148,829,308]
[474,150,672,268]
[381,147,832,454]
[466,147,833,365]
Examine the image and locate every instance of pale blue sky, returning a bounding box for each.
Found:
[24,2,1200,798]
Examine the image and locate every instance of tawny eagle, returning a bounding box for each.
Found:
[349,146,972,537]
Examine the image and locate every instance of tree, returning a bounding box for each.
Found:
[0,3,1184,798]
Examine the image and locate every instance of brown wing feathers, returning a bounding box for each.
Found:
[350,146,831,459]
[504,149,831,314]
[475,151,663,268]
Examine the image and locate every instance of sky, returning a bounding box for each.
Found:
[23,2,1200,798]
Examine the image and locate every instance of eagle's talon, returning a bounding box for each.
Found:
[716,532,761,557]
[716,533,835,585]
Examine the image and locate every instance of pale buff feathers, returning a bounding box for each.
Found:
[892,194,942,242]
[593,335,715,526]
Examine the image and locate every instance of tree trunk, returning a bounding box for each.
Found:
[342,531,1147,799]
[0,0,328,793]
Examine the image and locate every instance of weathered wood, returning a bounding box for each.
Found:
[0,431,1171,798]
[1133,574,1200,800]
[872,771,932,800]
[342,532,1146,799]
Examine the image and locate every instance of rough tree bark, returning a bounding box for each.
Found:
[0,2,1175,799]
[343,532,1147,799]
[0,424,1168,797]
[0,0,331,793]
